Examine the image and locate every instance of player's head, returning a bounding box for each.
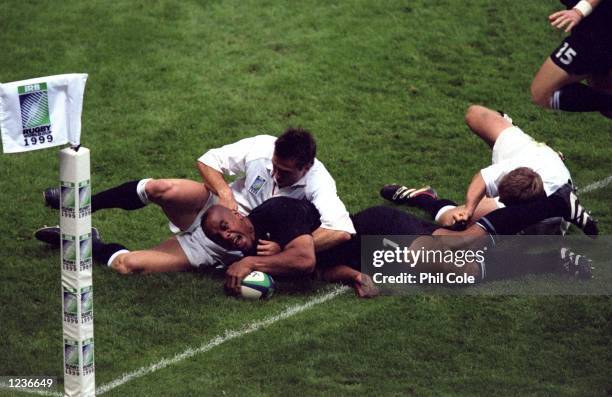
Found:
[498,167,546,206]
[272,128,316,188]
[201,205,256,252]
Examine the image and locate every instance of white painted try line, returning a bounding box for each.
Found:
[0,286,348,397]
[95,285,349,395]
[579,175,612,194]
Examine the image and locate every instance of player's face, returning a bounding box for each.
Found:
[204,207,255,252]
[271,155,310,188]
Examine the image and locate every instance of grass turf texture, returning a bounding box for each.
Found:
[0,0,610,396]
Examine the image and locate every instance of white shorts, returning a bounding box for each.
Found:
[491,126,536,164]
[175,194,243,268]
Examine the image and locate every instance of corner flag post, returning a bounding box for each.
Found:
[60,146,95,397]
[0,74,94,397]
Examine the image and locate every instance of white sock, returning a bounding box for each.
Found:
[434,205,457,222]
[107,249,130,267]
[136,178,152,205]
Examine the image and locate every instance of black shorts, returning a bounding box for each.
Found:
[550,35,612,76]
[316,206,440,271]
[550,4,612,75]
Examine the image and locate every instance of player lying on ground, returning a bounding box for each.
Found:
[36,197,322,294]
[531,0,612,118]
[202,184,596,297]
[36,184,596,298]
[382,105,579,234]
[318,184,596,294]
[37,128,354,274]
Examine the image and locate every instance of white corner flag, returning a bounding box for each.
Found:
[1,73,94,397]
[0,73,87,153]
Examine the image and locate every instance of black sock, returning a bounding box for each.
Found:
[477,194,567,235]
[411,195,457,219]
[553,83,612,112]
[92,180,146,212]
[93,239,127,265]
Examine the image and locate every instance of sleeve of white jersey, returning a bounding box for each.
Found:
[198,135,275,176]
[307,167,356,234]
[480,161,516,198]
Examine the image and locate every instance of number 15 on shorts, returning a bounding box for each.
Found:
[555,42,577,65]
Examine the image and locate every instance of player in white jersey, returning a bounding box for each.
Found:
[197,130,355,251]
[37,128,355,276]
[382,105,573,234]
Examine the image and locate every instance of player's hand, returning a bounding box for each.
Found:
[353,273,380,298]
[218,195,239,211]
[452,206,471,223]
[549,9,583,32]
[257,239,281,256]
[224,258,255,296]
[440,206,471,226]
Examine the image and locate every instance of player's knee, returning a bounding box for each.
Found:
[530,82,552,108]
[145,179,176,202]
[464,104,490,130]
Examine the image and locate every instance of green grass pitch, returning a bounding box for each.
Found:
[0,0,610,396]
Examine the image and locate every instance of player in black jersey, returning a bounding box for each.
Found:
[35,187,595,297]
[203,185,596,297]
[202,197,321,294]
[531,0,612,117]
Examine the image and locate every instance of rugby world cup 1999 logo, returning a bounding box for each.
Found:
[18,82,53,145]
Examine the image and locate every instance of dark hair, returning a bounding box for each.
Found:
[498,167,546,206]
[274,127,316,169]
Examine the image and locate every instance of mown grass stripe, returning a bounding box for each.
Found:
[95,285,349,395]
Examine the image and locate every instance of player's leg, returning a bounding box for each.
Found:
[143,179,210,231]
[531,58,585,109]
[381,183,492,229]
[380,185,449,213]
[532,35,612,113]
[588,69,612,118]
[45,178,210,231]
[109,237,192,274]
[34,226,194,273]
[407,235,485,280]
[474,185,597,237]
[464,104,514,148]
[484,245,592,280]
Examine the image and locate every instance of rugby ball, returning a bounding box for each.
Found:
[240,271,275,300]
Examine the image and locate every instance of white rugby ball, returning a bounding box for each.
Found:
[240,271,275,300]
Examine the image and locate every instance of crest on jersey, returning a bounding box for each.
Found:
[248,175,266,195]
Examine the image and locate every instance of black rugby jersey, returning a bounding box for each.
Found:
[246,197,321,255]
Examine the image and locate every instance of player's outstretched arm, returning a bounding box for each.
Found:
[224,234,316,295]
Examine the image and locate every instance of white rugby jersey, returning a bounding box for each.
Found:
[198,134,356,234]
[480,143,571,198]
